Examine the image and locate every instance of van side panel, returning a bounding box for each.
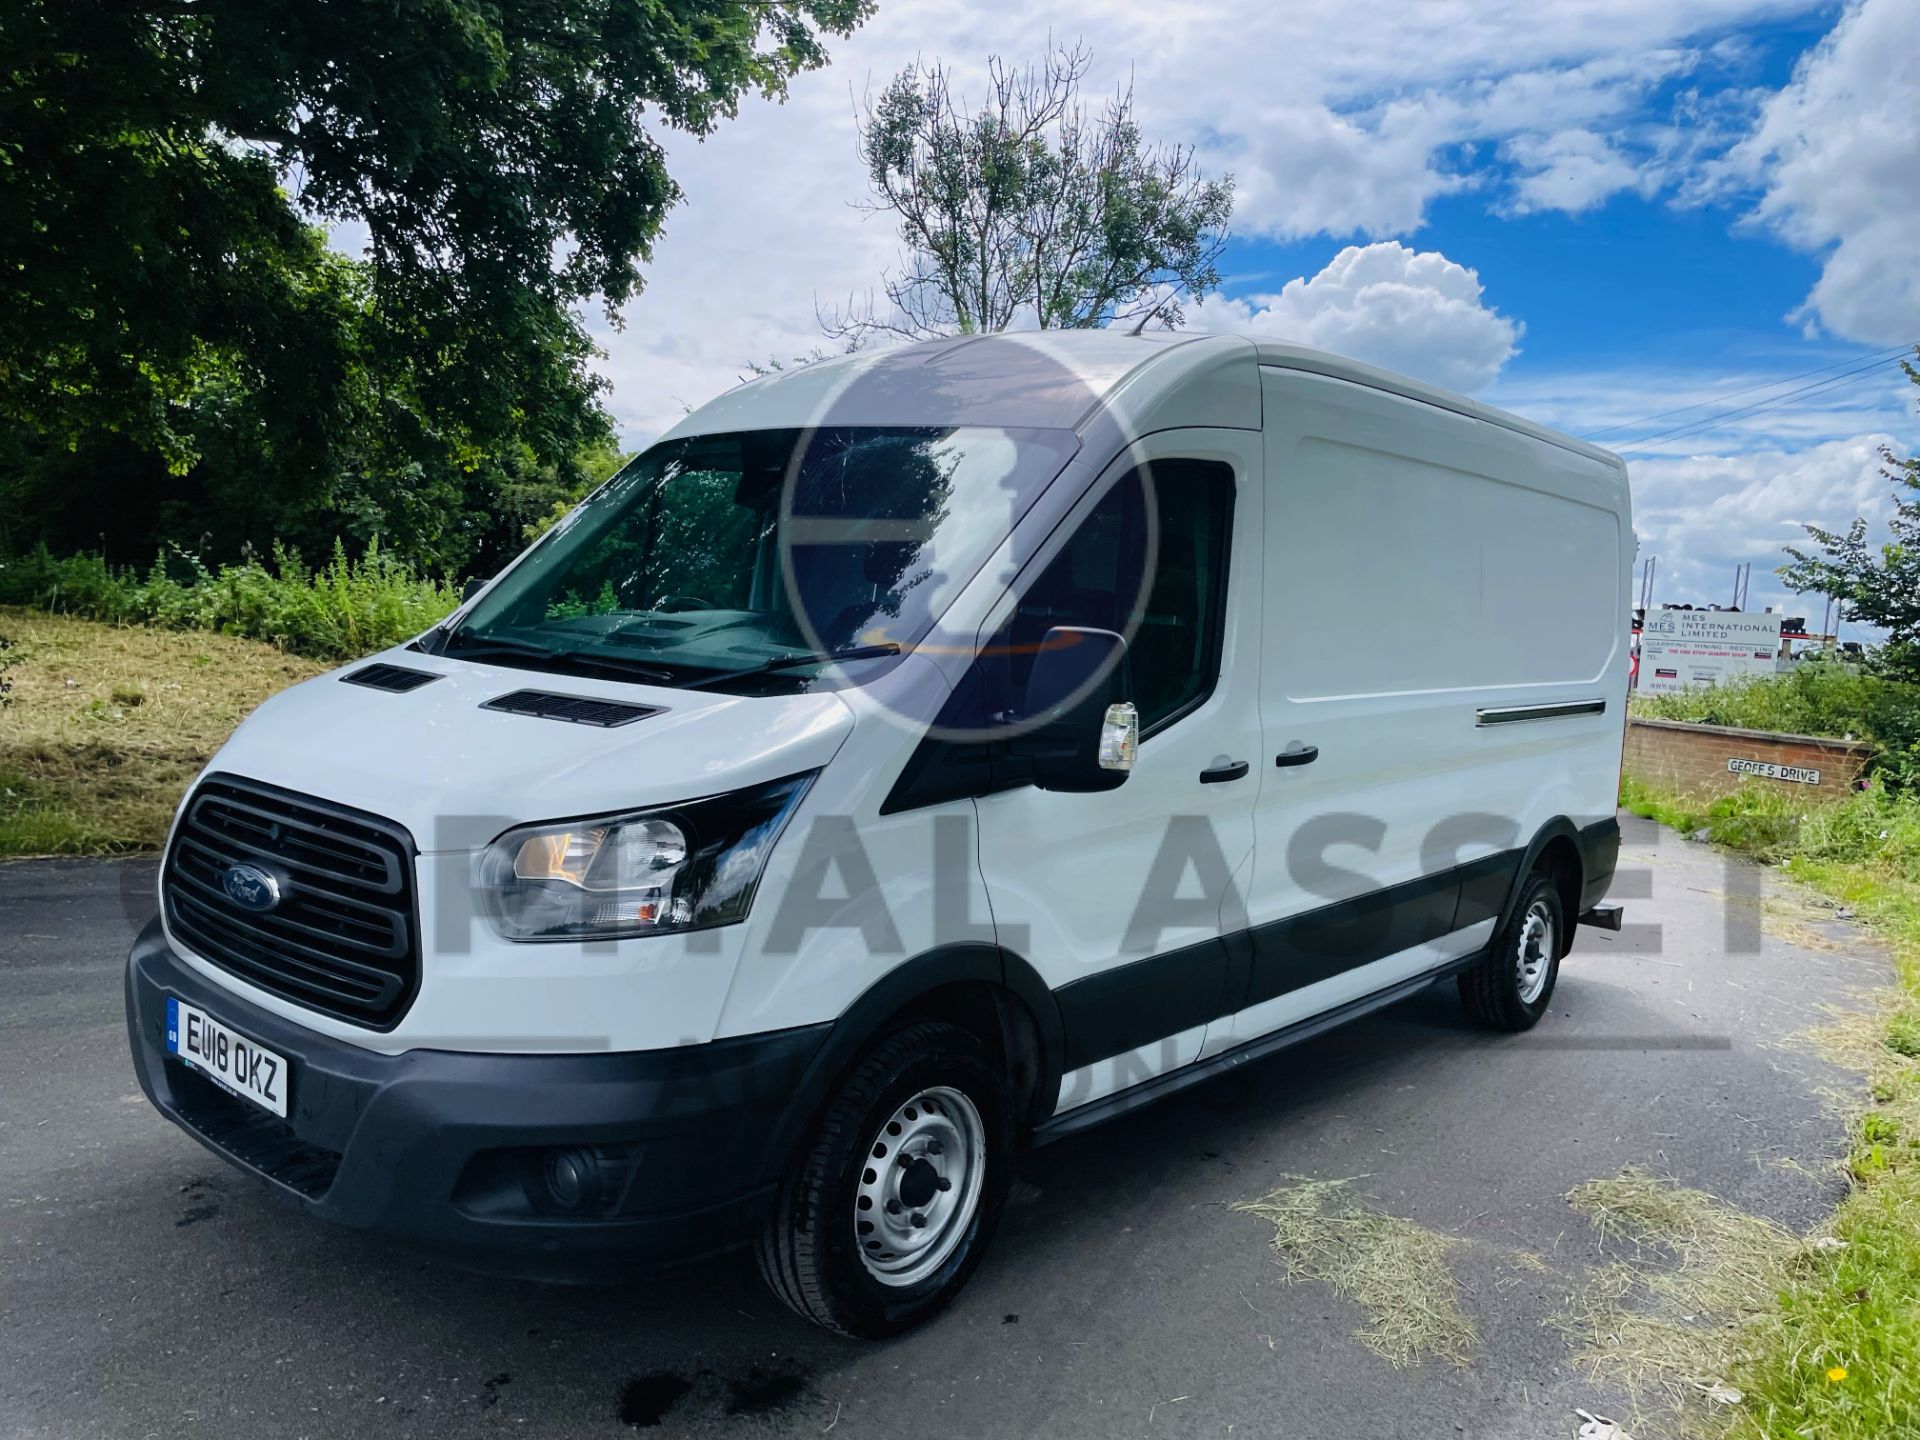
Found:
[1212,368,1628,1051]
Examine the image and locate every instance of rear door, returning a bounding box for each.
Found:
[972,429,1264,1113]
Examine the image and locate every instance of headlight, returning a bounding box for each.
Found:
[480,773,815,942]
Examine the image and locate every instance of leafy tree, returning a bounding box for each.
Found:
[1782,351,1920,681]
[825,42,1234,341]
[0,0,871,570]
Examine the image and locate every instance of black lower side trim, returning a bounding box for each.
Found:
[1242,863,1465,1014]
[1053,848,1523,1071]
[1041,814,1614,1126]
[1577,815,1621,913]
[1454,849,1520,930]
[1052,936,1231,1072]
[1034,946,1487,1144]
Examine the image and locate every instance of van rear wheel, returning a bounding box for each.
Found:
[755,1020,1012,1338]
[1458,870,1564,1030]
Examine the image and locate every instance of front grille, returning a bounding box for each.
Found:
[165,1061,343,1199]
[164,775,422,1029]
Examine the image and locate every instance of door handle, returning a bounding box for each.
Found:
[1274,743,1320,768]
[1199,759,1250,784]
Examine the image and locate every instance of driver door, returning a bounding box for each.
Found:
[971,430,1264,1115]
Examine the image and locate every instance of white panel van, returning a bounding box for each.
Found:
[127,332,1630,1337]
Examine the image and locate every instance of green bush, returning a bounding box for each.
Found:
[1631,664,1920,792]
[1622,777,1920,888]
[0,541,460,662]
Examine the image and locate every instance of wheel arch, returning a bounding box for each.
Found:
[755,944,1066,1184]
[1500,817,1586,955]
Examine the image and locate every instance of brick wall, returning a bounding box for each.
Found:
[1624,716,1875,803]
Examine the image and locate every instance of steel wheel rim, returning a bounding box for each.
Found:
[854,1085,986,1288]
[1515,898,1555,1005]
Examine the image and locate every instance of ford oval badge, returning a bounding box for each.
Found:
[221,862,282,913]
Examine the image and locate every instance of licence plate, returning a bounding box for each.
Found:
[166,998,289,1118]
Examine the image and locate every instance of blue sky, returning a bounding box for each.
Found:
[577,0,1919,629]
[1279,12,1833,374]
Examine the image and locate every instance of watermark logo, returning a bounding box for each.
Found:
[761,334,1163,744]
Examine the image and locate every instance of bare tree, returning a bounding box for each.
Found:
[823,42,1234,343]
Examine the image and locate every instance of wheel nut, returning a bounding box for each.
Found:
[886,1199,902,1214]
[911,1212,927,1228]
[936,1178,952,1192]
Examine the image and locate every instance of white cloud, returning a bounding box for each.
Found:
[1628,434,1901,617]
[573,0,1829,443]
[1189,242,1521,393]
[1730,0,1920,344]
[1490,359,1920,458]
[1487,360,1918,625]
[1503,129,1646,214]
[1222,100,1467,240]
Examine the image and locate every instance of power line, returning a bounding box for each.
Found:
[1582,340,1916,440]
[1628,356,1908,448]
[1618,354,1911,451]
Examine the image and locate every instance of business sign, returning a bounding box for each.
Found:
[1727,757,1821,785]
[1638,610,1782,695]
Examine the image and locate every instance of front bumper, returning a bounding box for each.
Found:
[125,918,829,1280]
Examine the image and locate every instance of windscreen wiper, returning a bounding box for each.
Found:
[441,635,681,686]
[679,643,904,691]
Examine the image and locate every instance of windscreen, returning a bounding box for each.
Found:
[442,425,1080,694]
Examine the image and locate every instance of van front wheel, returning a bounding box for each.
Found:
[756,1021,1012,1338]
[1458,871,1564,1030]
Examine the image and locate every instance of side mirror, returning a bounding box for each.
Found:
[1011,626,1137,793]
[462,577,489,603]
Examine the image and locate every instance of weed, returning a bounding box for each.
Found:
[1619,771,1920,1439]
[0,540,460,662]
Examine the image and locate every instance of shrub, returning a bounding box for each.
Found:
[0,541,460,662]
[1631,664,1920,792]
[1644,781,1920,888]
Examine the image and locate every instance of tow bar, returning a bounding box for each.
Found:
[1578,901,1625,931]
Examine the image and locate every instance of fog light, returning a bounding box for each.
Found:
[544,1149,595,1211]
[538,1145,635,1214]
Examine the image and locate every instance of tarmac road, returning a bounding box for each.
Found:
[0,813,1886,1439]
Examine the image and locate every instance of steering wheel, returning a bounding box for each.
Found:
[653,595,715,613]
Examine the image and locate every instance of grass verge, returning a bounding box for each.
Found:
[1618,773,1920,1438]
[0,607,322,854]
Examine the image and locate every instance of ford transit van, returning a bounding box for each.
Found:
[127,331,1629,1337]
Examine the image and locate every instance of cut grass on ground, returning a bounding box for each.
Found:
[1234,1177,1478,1369]
[0,607,322,854]
[1618,773,1920,1439]
[1555,1166,1811,1432]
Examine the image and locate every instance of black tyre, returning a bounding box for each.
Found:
[756,1020,1012,1338]
[1458,870,1564,1031]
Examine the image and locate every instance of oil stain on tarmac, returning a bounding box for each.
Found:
[619,1361,814,1428]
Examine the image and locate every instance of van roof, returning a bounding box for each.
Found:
[660,330,1620,470]
[1247,338,1623,468]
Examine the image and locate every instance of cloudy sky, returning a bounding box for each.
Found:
[585,0,1919,627]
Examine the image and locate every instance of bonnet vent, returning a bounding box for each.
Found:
[480,690,661,728]
[340,663,441,693]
